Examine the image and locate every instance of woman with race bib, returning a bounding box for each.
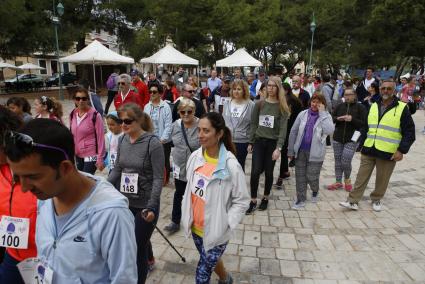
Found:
[69,87,105,174]
[108,103,164,284]
[246,76,290,214]
[181,112,249,284]
[222,79,255,171]
[163,98,201,234]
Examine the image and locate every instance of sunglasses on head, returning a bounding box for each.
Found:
[120,118,135,125]
[179,110,193,115]
[5,132,70,160]
[74,96,88,101]
[149,90,158,94]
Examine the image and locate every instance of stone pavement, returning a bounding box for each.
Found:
[4,96,424,283]
[147,111,425,284]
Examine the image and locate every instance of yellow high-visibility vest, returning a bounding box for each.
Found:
[364,101,406,154]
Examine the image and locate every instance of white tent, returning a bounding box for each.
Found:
[140,44,198,65]
[60,40,134,90]
[216,48,262,67]
[0,62,21,70]
[18,63,46,70]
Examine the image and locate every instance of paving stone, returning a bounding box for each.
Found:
[260,258,282,276]
[261,231,280,248]
[294,250,315,261]
[238,245,257,257]
[278,233,298,249]
[239,256,260,273]
[280,260,302,277]
[300,261,324,279]
[276,248,295,260]
[312,235,335,250]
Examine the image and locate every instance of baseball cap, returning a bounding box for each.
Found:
[130,69,139,76]
[223,76,232,82]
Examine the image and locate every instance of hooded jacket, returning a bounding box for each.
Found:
[181,144,250,251]
[222,99,255,144]
[36,174,137,284]
[108,133,164,211]
[144,100,173,143]
[332,101,367,144]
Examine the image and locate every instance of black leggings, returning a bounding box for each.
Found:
[75,156,97,175]
[279,140,289,176]
[163,142,173,182]
[130,207,158,284]
[250,138,277,199]
[171,179,187,224]
[104,90,116,114]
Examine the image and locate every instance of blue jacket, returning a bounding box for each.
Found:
[249,79,259,98]
[144,100,173,142]
[36,174,137,284]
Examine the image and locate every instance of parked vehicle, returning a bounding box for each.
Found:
[5,74,44,90]
[45,72,77,87]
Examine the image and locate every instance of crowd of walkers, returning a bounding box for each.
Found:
[0,66,421,284]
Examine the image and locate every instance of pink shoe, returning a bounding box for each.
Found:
[327,182,343,191]
[344,179,352,192]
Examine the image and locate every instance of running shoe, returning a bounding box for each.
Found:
[148,258,155,272]
[291,200,306,210]
[164,222,180,234]
[344,179,353,192]
[245,201,257,215]
[372,201,382,212]
[218,273,233,284]
[274,177,283,189]
[339,201,359,210]
[258,198,269,211]
[327,182,343,191]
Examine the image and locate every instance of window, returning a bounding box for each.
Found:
[63,62,69,73]
[39,59,47,75]
[51,60,58,74]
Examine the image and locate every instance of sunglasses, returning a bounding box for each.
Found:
[118,82,126,85]
[120,118,135,125]
[149,90,158,94]
[179,110,193,115]
[5,132,70,160]
[185,90,195,94]
[74,96,88,101]
[380,87,393,91]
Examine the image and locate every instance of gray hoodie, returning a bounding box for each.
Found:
[108,133,164,211]
[222,99,255,143]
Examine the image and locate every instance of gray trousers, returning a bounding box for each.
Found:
[295,150,324,202]
[332,141,358,182]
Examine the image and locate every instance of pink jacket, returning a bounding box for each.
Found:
[70,107,105,162]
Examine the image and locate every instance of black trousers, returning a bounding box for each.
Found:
[171,179,187,224]
[130,207,158,284]
[105,90,116,114]
[279,140,289,176]
[235,142,248,172]
[163,142,173,182]
[250,138,277,198]
[75,156,97,175]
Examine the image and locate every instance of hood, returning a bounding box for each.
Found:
[123,131,156,145]
[192,143,234,180]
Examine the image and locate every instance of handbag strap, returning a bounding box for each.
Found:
[181,121,193,153]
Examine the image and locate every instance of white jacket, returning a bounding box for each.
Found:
[181,144,250,251]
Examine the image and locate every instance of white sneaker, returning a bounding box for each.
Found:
[292,200,306,210]
[339,201,359,210]
[372,201,382,212]
[311,196,319,203]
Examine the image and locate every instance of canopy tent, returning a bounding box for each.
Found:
[216,48,262,67]
[140,44,199,65]
[18,63,46,70]
[0,62,21,71]
[60,40,134,90]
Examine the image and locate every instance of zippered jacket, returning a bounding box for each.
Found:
[332,102,367,144]
[181,144,250,251]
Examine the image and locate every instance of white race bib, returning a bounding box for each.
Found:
[110,152,117,169]
[231,105,244,118]
[172,164,180,179]
[219,97,230,106]
[18,258,53,284]
[191,172,211,201]
[120,173,138,194]
[0,216,30,249]
[84,156,97,162]
[259,115,274,128]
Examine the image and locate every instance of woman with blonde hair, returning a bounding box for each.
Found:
[222,79,255,170]
[108,103,164,283]
[246,76,290,213]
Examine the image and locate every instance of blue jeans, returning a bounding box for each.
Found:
[192,233,227,284]
[0,252,25,284]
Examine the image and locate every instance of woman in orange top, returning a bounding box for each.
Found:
[0,106,37,284]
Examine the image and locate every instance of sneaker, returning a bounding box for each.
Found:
[218,273,233,284]
[274,177,283,189]
[339,201,359,210]
[258,198,269,211]
[344,179,353,192]
[292,200,306,210]
[148,258,155,272]
[289,160,295,167]
[327,182,343,191]
[245,201,257,215]
[164,222,180,234]
[372,201,382,212]
[281,172,290,179]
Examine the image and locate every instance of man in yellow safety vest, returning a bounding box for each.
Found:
[340,79,415,212]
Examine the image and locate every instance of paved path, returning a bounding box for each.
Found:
[5,96,425,283]
[147,110,425,284]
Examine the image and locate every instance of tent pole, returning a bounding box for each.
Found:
[197,65,200,87]
[93,61,97,93]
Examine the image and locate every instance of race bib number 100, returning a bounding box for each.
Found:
[0,216,30,249]
[120,173,138,194]
[259,115,274,128]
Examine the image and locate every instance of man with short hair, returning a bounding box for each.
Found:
[172,84,205,121]
[114,74,143,110]
[340,80,415,212]
[321,74,335,113]
[130,69,149,110]
[173,66,188,90]
[148,72,161,89]
[356,67,379,106]
[233,68,243,81]
[291,75,311,109]
[250,71,266,99]
[5,119,137,284]
[207,70,222,93]
[209,76,232,113]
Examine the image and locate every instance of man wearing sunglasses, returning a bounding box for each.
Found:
[172,84,205,121]
[340,80,415,212]
[4,119,137,283]
[113,73,143,111]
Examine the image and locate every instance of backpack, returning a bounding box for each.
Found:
[70,109,99,153]
[106,74,117,90]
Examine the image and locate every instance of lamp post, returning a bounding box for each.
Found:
[307,13,316,75]
[52,1,64,100]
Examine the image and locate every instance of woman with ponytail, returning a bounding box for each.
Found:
[33,96,63,123]
[181,112,249,284]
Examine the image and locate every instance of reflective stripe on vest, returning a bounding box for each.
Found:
[364,101,406,154]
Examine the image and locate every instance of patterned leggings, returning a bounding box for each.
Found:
[192,233,227,284]
[332,141,358,182]
[295,150,324,202]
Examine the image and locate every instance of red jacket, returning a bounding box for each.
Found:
[132,80,150,110]
[0,164,37,261]
[113,90,143,110]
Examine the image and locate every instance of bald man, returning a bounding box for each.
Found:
[292,75,311,109]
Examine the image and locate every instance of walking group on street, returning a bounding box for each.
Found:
[0,67,420,284]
